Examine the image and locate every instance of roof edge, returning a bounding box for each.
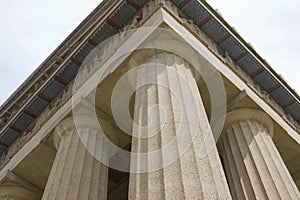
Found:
[0,0,117,114]
[199,0,299,101]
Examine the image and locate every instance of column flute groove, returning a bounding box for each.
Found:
[234,122,279,198]
[221,132,241,199]
[42,116,112,200]
[219,108,300,200]
[129,65,150,200]
[128,52,231,200]
[147,62,165,199]
[248,121,290,198]
[259,124,299,197]
[227,125,256,199]
[160,56,185,199]
[238,121,278,198]
[172,58,204,199]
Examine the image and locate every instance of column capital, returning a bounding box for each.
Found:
[53,115,119,150]
[225,108,274,137]
[0,185,38,200]
[43,114,111,199]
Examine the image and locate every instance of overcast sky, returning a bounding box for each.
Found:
[0,0,299,105]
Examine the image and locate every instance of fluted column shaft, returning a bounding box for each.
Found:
[0,185,38,200]
[42,117,109,200]
[219,108,300,200]
[129,53,231,199]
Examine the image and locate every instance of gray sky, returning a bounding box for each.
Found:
[0,0,299,105]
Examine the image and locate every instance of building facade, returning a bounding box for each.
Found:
[0,0,299,199]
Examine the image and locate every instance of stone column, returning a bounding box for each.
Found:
[0,185,38,200]
[129,53,231,199]
[219,108,300,200]
[42,116,113,200]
